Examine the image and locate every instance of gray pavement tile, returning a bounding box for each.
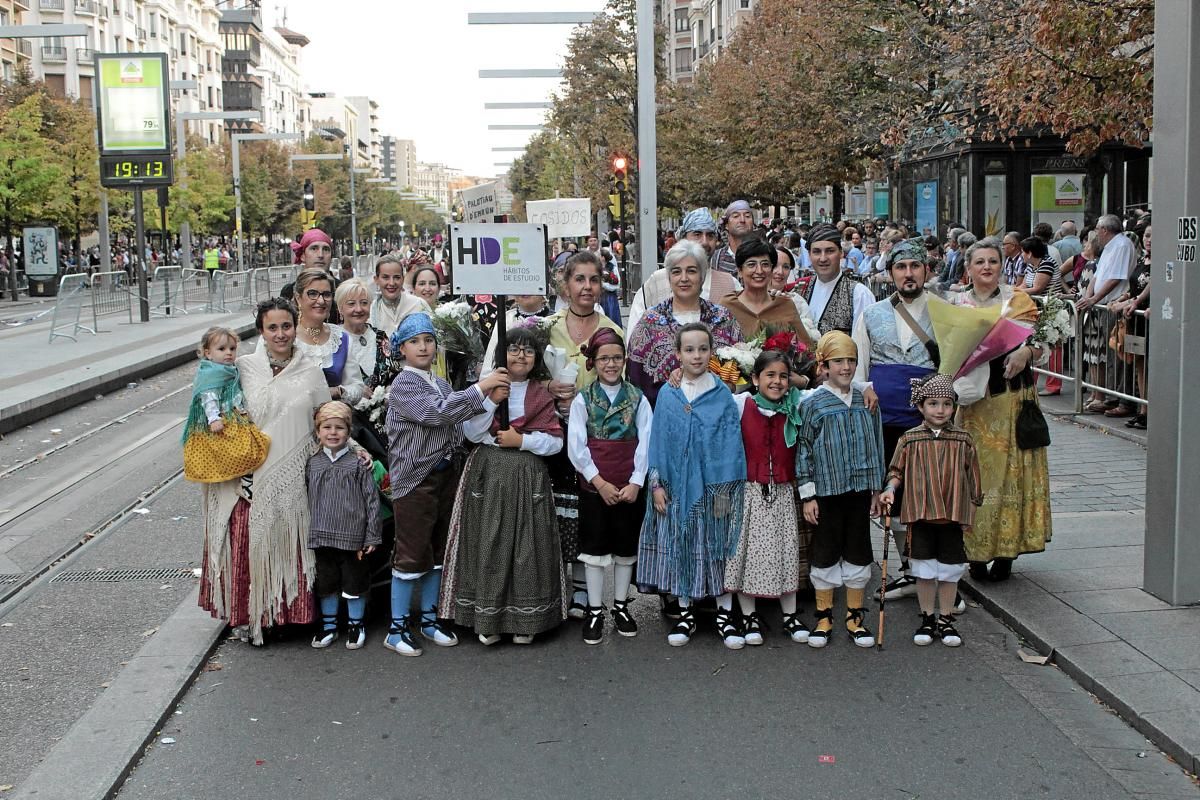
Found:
[1140,708,1200,775]
[1083,748,1200,796]
[1056,641,1163,680]
[1096,610,1200,633]
[1024,564,1145,593]
[1015,545,1144,573]
[1094,672,1200,716]
[972,576,1120,648]
[1114,637,1200,673]
[1048,708,1157,750]
[1059,588,1176,615]
[1176,670,1200,692]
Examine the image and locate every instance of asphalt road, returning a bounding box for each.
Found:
[115,588,1189,800]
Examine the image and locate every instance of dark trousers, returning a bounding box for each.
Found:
[809,491,874,569]
[391,465,458,573]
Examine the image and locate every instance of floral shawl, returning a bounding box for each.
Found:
[627,297,742,384]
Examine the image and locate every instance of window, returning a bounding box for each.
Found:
[740,0,750,8]
[674,47,691,73]
[180,32,186,54]
[674,8,687,32]
[0,10,9,26]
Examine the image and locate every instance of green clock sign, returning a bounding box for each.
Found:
[99,154,174,187]
[94,53,173,189]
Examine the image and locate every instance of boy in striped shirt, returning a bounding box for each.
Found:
[879,373,983,648]
[797,331,886,649]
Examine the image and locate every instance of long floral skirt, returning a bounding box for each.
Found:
[439,447,566,636]
[724,482,803,598]
[958,386,1053,562]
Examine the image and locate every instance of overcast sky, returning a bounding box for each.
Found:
[263,0,599,178]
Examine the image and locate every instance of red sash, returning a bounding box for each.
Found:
[579,437,638,492]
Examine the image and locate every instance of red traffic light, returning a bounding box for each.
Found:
[612,155,627,173]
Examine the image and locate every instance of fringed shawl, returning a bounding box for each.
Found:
[201,347,331,644]
[645,379,746,598]
[183,359,243,443]
[628,297,743,384]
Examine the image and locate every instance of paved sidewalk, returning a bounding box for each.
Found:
[0,309,256,434]
[959,415,1200,776]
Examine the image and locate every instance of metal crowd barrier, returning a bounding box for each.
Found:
[149,266,184,316]
[211,269,253,312]
[48,274,95,343]
[1029,295,1148,414]
[181,268,213,313]
[354,254,374,279]
[90,270,133,324]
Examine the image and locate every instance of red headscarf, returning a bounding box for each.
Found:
[580,327,625,372]
[291,229,333,264]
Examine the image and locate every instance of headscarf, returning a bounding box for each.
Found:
[314,400,353,429]
[580,327,625,372]
[291,228,332,264]
[722,199,751,221]
[814,330,857,362]
[885,237,929,271]
[678,207,718,236]
[909,373,957,407]
[806,223,841,247]
[390,311,436,352]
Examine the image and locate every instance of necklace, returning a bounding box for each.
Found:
[268,349,293,369]
[301,323,325,339]
[568,307,596,319]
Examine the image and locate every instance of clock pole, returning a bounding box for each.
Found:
[132,187,150,322]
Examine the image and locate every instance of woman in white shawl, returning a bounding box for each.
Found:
[200,298,332,645]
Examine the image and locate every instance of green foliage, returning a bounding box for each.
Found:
[0,93,62,253]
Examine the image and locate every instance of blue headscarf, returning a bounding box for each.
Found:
[678,208,717,236]
[390,311,437,352]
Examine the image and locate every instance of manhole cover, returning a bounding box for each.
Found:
[51,568,198,584]
[0,574,22,585]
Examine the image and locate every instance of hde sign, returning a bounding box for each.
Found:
[451,223,548,295]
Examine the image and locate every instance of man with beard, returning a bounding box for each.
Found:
[711,199,756,276]
[626,207,740,335]
[851,238,957,606]
[801,223,874,336]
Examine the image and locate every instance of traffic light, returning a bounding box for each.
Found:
[608,194,621,219]
[611,154,628,193]
[302,179,315,212]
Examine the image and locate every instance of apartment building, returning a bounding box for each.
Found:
[308,90,358,159]
[262,23,309,137]
[346,96,379,173]
[0,0,33,84]
[689,0,754,71]
[381,135,416,189]
[658,0,693,84]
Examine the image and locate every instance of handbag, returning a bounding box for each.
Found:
[1015,399,1051,450]
[183,412,271,483]
[1108,317,1136,364]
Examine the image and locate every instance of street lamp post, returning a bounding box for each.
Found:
[232,132,301,271]
[175,111,260,271]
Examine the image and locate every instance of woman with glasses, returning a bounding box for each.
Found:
[627,240,743,407]
[276,268,365,405]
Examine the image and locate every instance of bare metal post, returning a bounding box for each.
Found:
[635,0,658,283]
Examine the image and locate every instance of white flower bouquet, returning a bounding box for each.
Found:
[431,301,483,358]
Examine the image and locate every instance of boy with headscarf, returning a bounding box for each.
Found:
[879,374,983,647]
[796,331,886,649]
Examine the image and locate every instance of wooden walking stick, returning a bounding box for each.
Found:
[877,504,892,649]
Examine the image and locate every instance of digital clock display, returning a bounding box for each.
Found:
[99,154,174,187]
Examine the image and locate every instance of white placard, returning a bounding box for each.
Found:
[450,223,547,295]
[525,198,592,239]
[22,225,59,279]
[460,182,498,224]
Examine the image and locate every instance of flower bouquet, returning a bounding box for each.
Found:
[762,329,815,377]
[431,301,483,359]
[354,384,388,427]
[1031,294,1071,348]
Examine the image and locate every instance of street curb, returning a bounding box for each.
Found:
[0,322,255,435]
[11,592,225,800]
[959,578,1199,777]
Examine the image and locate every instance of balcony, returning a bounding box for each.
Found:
[74,0,98,15]
[41,45,67,62]
[171,48,179,60]
[38,0,65,10]
[17,40,32,59]
[137,26,146,40]
[13,0,30,10]
[76,48,95,63]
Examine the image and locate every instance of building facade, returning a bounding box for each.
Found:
[346,96,379,172]
[657,0,693,84]
[0,0,33,84]
[219,6,263,134]
[689,0,754,71]
[260,24,309,137]
[381,134,416,188]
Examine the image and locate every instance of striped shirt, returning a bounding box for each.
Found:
[386,366,486,498]
[796,386,886,498]
[1024,256,1064,296]
[886,423,983,527]
[306,449,381,551]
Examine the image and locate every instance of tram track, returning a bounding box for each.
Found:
[0,382,191,616]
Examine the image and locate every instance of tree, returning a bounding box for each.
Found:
[45,96,100,264]
[0,94,61,298]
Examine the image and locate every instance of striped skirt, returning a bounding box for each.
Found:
[198,497,314,632]
[439,446,567,636]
